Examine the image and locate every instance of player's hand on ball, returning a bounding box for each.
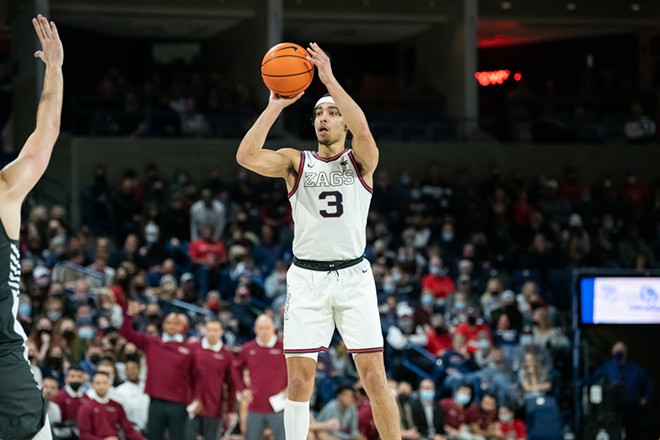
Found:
[268,91,304,109]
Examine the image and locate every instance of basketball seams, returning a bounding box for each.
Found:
[261,69,314,78]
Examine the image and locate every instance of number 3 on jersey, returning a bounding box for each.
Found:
[319,191,344,218]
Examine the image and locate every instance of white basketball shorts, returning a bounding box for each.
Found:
[283,258,384,360]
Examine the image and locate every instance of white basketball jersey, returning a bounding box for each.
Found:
[288,149,372,260]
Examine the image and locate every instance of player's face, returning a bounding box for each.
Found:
[313,104,346,145]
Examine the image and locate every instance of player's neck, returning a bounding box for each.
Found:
[316,142,345,158]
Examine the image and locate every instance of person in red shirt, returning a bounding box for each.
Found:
[454,307,492,354]
[120,301,195,440]
[421,256,456,300]
[495,404,527,439]
[188,225,227,298]
[189,319,237,440]
[424,315,452,357]
[440,384,476,439]
[77,371,145,440]
[52,366,88,430]
[232,315,287,440]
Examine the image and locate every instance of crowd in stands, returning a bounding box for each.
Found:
[68,67,260,138]
[485,67,659,144]
[63,62,659,144]
[15,160,660,439]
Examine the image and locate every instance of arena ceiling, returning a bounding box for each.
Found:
[9,0,660,46]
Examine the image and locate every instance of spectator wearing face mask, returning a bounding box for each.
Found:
[386,303,430,382]
[491,290,523,333]
[440,384,476,439]
[409,379,446,440]
[421,256,455,303]
[494,404,526,439]
[41,345,67,388]
[414,292,437,329]
[424,314,452,357]
[479,277,503,322]
[588,341,654,439]
[80,344,103,377]
[395,381,420,440]
[53,366,89,427]
[454,307,492,355]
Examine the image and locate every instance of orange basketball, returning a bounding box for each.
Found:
[261,43,314,98]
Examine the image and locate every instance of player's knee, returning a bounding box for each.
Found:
[359,365,386,394]
[287,374,313,398]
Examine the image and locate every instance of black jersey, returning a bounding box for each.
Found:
[0,218,26,357]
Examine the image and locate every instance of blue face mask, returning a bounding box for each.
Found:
[455,301,466,310]
[78,327,95,340]
[383,284,395,294]
[420,390,435,401]
[19,303,32,317]
[456,392,471,405]
[421,295,434,306]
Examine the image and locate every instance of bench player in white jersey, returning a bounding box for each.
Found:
[0,15,62,440]
[236,42,400,440]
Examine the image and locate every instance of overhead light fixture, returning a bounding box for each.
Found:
[631,3,642,12]
[566,2,577,11]
[500,1,513,10]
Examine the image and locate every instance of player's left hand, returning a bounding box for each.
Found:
[307,42,335,85]
[32,14,63,68]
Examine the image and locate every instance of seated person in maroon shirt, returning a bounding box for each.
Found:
[467,392,498,439]
[77,371,145,440]
[440,384,476,439]
[121,301,195,440]
[52,366,88,436]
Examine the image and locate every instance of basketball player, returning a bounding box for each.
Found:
[236,42,401,440]
[0,14,63,440]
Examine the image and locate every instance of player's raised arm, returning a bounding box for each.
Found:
[306,42,378,175]
[0,15,63,201]
[236,91,303,179]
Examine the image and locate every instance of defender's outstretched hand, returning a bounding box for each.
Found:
[32,14,63,67]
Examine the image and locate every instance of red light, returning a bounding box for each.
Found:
[513,72,522,81]
[475,70,511,86]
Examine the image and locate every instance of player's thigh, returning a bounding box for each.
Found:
[284,265,335,352]
[333,264,383,353]
[0,350,47,440]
